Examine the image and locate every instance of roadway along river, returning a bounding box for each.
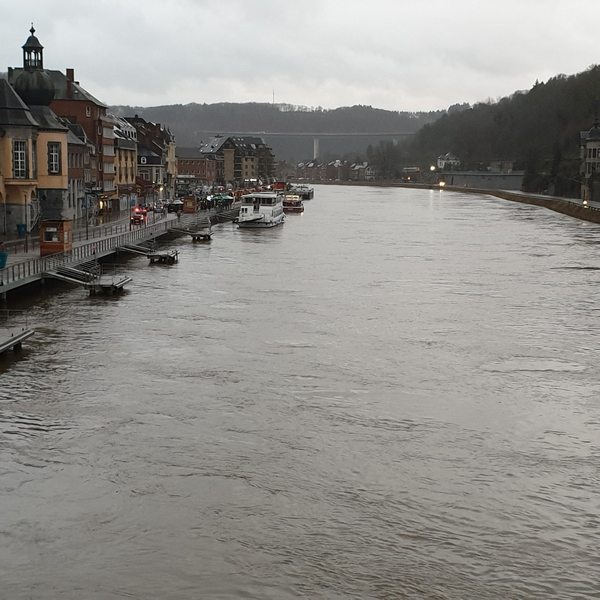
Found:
[1,184,599,599]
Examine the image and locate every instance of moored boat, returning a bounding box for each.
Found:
[237,192,285,228]
[289,184,314,200]
[280,193,304,213]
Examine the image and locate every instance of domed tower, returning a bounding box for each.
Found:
[23,24,44,70]
[13,25,55,106]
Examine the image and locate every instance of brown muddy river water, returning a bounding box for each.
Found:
[1,185,599,599]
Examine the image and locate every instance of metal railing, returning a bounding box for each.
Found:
[0,218,172,286]
[0,206,239,289]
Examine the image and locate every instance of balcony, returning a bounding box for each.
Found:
[4,175,37,187]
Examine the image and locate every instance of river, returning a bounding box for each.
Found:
[1,184,599,599]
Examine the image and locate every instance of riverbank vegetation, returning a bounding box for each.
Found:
[372,65,600,197]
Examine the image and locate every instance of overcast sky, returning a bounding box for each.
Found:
[2,0,598,112]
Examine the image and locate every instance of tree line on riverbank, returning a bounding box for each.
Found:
[370,65,600,197]
[109,102,443,163]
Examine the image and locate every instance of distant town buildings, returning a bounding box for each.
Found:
[175,135,275,196]
[436,152,460,170]
[293,159,375,182]
[580,121,600,203]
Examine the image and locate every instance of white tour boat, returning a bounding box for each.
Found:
[237,192,285,228]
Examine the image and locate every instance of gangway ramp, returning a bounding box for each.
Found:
[116,241,156,255]
[0,328,34,354]
[171,217,212,241]
[43,262,131,295]
[0,309,35,355]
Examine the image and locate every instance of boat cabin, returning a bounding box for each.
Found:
[241,192,280,212]
[238,192,285,227]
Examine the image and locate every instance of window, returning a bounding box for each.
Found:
[48,142,61,174]
[12,140,28,178]
[85,105,91,117]
[44,227,59,242]
[32,139,37,178]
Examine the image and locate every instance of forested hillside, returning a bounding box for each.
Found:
[110,102,443,162]
[398,66,600,196]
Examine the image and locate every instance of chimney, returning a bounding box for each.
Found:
[66,68,74,98]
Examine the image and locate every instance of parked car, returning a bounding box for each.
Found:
[132,205,148,215]
[130,212,145,225]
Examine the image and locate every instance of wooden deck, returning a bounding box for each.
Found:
[88,274,133,295]
[147,250,179,264]
[191,231,212,242]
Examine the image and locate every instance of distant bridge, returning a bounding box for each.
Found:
[194,130,415,159]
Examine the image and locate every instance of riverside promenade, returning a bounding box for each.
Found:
[448,186,600,224]
[407,181,600,221]
[335,179,600,224]
[0,205,238,299]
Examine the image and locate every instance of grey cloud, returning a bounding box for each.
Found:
[3,0,600,111]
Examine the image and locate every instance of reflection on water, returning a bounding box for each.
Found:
[1,185,600,599]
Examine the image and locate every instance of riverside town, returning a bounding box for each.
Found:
[2,24,600,321]
[2,11,600,600]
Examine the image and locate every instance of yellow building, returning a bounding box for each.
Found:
[113,115,138,211]
[27,106,69,221]
[0,79,40,237]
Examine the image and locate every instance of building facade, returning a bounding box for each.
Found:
[64,121,94,221]
[8,47,114,218]
[176,147,217,183]
[198,135,275,188]
[125,115,177,203]
[0,79,40,237]
[580,122,600,203]
[2,26,71,238]
[113,116,138,211]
